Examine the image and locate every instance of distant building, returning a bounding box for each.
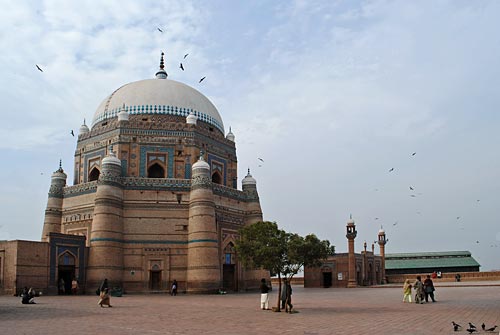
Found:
[305,218,387,288]
[0,54,267,295]
[385,251,480,275]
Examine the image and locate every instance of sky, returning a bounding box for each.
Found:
[0,0,499,270]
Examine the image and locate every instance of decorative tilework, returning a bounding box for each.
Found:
[184,163,191,179]
[139,146,174,177]
[207,154,227,186]
[83,149,106,183]
[89,237,217,244]
[92,104,224,133]
[121,159,128,176]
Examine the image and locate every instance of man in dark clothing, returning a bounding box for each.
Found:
[423,275,436,302]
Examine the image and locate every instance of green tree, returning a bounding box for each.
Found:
[235,221,334,312]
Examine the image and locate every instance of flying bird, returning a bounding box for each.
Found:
[486,325,498,332]
[393,221,398,226]
[409,186,414,190]
[456,216,461,220]
[180,63,184,71]
[184,53,189,59]
[388,168,394,172]
[258,158,264,162]
[411,152,416,156]
[410,195,416,197]
[199,76,206,83]
[374,217,379,220]
[36,64,43,72]
[70,130,74,137]
[157,27,163,33]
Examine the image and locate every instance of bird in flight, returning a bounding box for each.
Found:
[157,27,163,33]
[258,158,264,162]
[410,195,416,197]
[180,63,184,71]
[36,64,43,72]
[70,130,74,137]
[411,152,416,156]
[456,216,460,220]
[393,221,398,226]
[374,217,379,220]
[184,53,189,59]
[409,186,414,190]
[388,168,394,172]
[199,76,206,83]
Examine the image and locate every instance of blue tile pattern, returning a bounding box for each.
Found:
[139,146,174,177]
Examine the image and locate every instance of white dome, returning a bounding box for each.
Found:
[226,127,235,142]
[192,155,210,171]
[186,111,197,125]
[92,78,224,133]
[242,169,256,186]
[79,123,89,134]
[378,228,385,234]
[102,151,121,166]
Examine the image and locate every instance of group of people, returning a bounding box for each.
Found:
[260,278,293,313]
[403,275,436,304]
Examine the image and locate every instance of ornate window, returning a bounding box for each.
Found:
[147,153,166,178]
[88,167,100,181]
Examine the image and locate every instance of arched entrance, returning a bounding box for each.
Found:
[148,163,165,178]
[88,167,100,181]
[150,264,162,290]
[212,171,222,184]
[58,252,76,295]
[222,242,237,291]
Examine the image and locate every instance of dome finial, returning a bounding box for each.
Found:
[155,51,168,79]
[160,52,165,70]
[57,159,64,173]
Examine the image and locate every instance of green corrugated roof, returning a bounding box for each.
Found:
[385,251,480,270]
[385,251,471,258]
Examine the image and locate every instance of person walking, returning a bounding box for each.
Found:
[413,276,424,304]
[281,279,293,313]
[171,279,178,296]
[71,278,78,295]
[423,275,436,302]
[402,279,412,303]
[260,278,270,310]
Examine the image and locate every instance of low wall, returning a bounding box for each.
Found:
[387,271,500,284]
[271,277,304,287]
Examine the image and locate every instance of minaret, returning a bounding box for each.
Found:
[377,227,388,284]
[242,169,263,224]
[86,147,124,289]
[41,160,67,242]
[346,216,357,288]
[187,151,220,293]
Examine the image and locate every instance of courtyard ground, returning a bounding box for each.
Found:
[1,282,499,335]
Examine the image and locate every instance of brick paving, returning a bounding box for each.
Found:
[1,283,499,335]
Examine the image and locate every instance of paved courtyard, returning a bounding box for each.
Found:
[1,283,499,335]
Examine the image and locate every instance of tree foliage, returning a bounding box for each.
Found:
[235,221,334,311]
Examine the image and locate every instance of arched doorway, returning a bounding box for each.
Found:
[222,242,236,291]
[150,264,162,290]
[58,252,76,295]
[368,263,373,286]
[88,167,100,181]
[212,171,222,184]
[148,163,165,178]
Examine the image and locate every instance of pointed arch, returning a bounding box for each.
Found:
[148,163,165,178]
[212,171,222,184]
[88,167,100,181]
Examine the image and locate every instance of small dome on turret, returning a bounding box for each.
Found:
[192,152,210,171]
[155,52,168,79]
[242,168,257,186]
[117,104,129,122]
[226,127,235,142]
[79,119,89,135]
[378,227,385,235]
[347,215,355,226]
[186,111,197,125]
[102,147,121,166]
[52,160,67,179]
